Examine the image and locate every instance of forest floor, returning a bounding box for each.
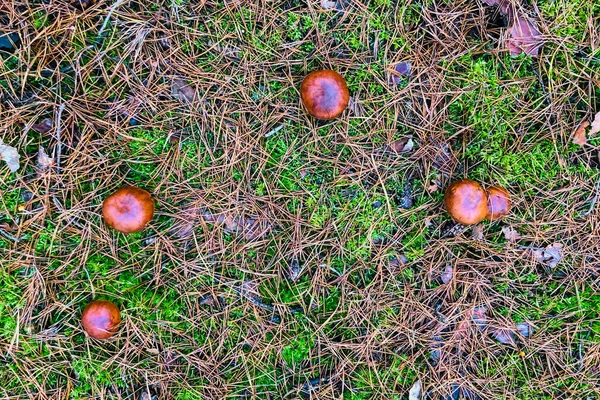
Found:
[1,0,599,399]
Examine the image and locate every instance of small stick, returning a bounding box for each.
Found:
[0,227,23,242]
[54,103,66,174]
[582,176,600,217]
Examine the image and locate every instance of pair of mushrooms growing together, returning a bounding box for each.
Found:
[444,179,511,225]
[81,69,347,339]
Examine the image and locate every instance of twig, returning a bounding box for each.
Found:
[582,176,600,217]
[54,104,66,174]
[0,227,23,242]
[94,0,127,47]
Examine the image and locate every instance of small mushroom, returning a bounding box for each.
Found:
[300,70,349,120]
[81,300,121,340]
[443,179,488,225]
[485,186,511,220]
[102,186,154,233]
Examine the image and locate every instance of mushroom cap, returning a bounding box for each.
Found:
[81,300,121,340]
[444,179,488,225]
[485,186,511,221]
[102,186,154,233]
[300,70,350,120]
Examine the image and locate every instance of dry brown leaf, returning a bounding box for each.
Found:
[0,139,20,172]
[171,78,197,102]
[502,226,521,243]
[573,120,590,146]
[37,146,54,171]
[203,212,272,240]
[386,138,414,154]
[507,17,544,57]
[408,380,422,400]
[472,224,484,241]
[531,243,563,268]
[441,264,453,284]
[589,111,600,137]
[31,119,53,134]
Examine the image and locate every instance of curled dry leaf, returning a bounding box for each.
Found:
[471,306,488,330]
[531,242,563,268]
[492,328,516,345]
[37,146,54,171]
[0,139,20,172]
[516,322,533,337]
[573,120,591,146]
[589,111,600,137]
[441,264,454,284]
[408,379,422,400]
[507,17,544,57]
[389,61,412,85]
[31,119,53,134]
[171,78,197,103]
[502,226,521,243]
[320,0,348,11]
[203,212,272,241]
[386,138,414,154]
[482,0,512,15]
[472,224,485,241]
[288,258,301,282]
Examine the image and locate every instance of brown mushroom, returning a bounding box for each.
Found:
[300,70,349,120]
[102,186,154,233]
[81,300,121,340]
[444,179,488,225]
[485,186,511,220]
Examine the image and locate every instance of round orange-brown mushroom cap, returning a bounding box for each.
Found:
[485,186,511,221]
[81,300,121,340]
[300,70,350,120]
[444,179,489,225]
[102,186,154,233]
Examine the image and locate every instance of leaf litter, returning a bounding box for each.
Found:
[0,139,20,172]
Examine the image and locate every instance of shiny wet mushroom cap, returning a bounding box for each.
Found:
[485,186,511,221]
[300,70,349,120]
[443,179,488,225]
[102,186,154,233]
[81,300,121,340]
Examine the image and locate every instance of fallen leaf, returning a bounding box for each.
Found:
[531,243,563,268]
[171,78,197,102]
[170,206,204,239]
[573,120,590,146]
[472,224,484,241]
[203,212,272,241]
[389,61,412,85]
[589,111,600,137]
[471,306,488,330]
[0,139,20,172]
[492,328,516,345]
[516,322,533,337]
[482,0,512,15]
[288,258,301,282]
[408,380,422,400]
[320,0,348,10]
[507,17,544,57]
[386,138,414,154]
[502,226,521,243]
[441,264,453,284]
[426,182,439,193]
[37,146,54,171]
[31,119,53,134]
